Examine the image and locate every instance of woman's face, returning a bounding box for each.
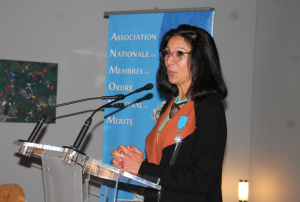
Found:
[165,36,192,95]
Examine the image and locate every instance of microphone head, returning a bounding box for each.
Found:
[135,83,154,93]
[144,83,153,90]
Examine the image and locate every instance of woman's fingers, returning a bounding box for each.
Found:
[111,157,125,169]
[131,146,143,155]
[110,149,119,156]
[111,145,145,174]
[111,144,129,158]
[117,144,128,155]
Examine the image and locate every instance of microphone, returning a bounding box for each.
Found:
[100,83,153,99]
[27,114,47,142]
[100,94,125,100]
[72,83,153,150]
[135,83,154,92]
[27,95,128,142]
[26,83,153,146]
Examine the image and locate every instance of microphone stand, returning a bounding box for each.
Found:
[71,85,152,152]
[25,95,125,143]
[22,83,153,155]
[69,95,125,153]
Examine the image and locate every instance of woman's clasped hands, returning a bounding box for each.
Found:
[111,145,145,175]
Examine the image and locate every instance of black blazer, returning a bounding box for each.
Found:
[139,95,227,202]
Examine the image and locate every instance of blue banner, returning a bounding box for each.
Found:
[102,11,214,201]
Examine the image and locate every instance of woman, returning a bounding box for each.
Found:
[111,24,228,202]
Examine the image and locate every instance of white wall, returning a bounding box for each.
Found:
[0,0,257,201]
[250,0,300,201]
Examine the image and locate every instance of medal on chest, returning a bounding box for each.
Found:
[170,115,190,164]
[174,115,190,144]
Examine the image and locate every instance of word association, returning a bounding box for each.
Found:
[111,33,157,41]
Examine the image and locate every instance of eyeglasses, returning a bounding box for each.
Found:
[160,49,191,62]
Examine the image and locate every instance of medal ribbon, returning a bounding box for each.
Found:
[174,116,190,145]
[178,116,190,130]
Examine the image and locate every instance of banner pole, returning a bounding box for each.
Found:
[104,7,214,18]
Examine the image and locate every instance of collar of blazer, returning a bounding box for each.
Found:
[145,97,196,165]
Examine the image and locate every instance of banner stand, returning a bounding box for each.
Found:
[103,8,215,201]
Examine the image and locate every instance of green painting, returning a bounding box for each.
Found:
[0,60,58,123]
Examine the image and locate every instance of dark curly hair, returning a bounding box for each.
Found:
[157,24,227,100]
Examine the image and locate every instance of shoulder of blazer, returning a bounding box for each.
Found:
[193,95,224,117]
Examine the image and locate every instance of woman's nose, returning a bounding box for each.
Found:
[166,54,175,65]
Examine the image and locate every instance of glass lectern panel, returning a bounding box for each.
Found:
[14,140,161,202]
[41,150,84,202]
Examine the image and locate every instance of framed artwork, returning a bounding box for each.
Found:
[0,59,58,123]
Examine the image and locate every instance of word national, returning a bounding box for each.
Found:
[107,100,144,109]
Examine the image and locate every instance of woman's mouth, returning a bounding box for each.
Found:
[168,70,176,76]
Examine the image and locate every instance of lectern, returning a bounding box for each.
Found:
[14,140,161,202]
